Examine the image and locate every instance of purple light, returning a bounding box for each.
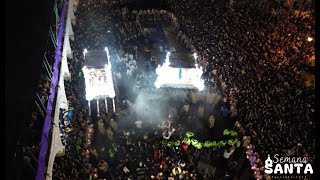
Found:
[36,0,67,179]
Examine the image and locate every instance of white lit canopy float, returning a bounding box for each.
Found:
[82,48,116,115]
[154,52,205,91]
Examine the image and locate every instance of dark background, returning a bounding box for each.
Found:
[5,0,54,179]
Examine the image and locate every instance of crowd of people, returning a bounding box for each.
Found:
[52,1,130,179]
[52,37,94,179]
[47,0,315,179]
[165,0,315,166]
[50,1,239,179]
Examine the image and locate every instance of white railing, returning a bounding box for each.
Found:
[45,0,77,179]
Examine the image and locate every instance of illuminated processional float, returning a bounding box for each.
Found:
[154,52,205,91]
[82,48,116,116]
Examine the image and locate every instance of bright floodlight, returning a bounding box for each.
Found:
[154,52,205,91]
[82,50,115,101]
[307,37,313,42]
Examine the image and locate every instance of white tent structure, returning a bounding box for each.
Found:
[45,0,77,179]
[154,52,205,91]
[82,48,116,115]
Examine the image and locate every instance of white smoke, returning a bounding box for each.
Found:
[128,88,188,125]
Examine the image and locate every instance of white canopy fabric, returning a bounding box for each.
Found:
[46,0,77,179]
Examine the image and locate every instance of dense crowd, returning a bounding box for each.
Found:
[51,1,237,179]
[48,0,315,179]
[166,0,315,164]
[52,1,128,179]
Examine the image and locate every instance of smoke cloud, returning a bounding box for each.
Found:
[128,88,188,126]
